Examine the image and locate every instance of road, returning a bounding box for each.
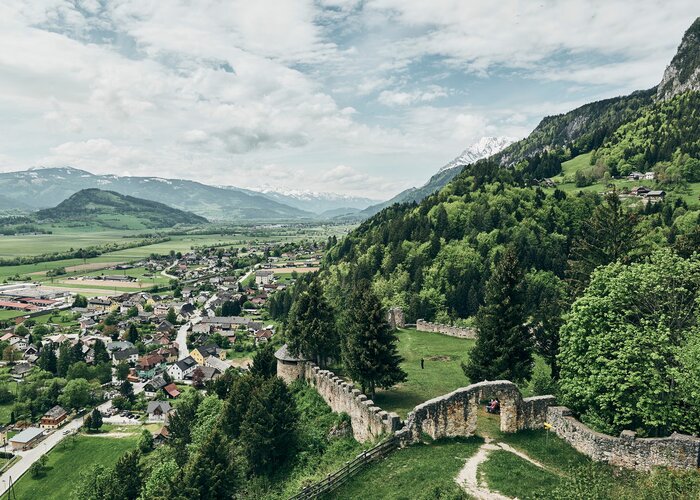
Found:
[0,400,112,496]
[175,321,191,360]
[161,260,178,280]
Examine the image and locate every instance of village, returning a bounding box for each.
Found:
[0,240,323,492]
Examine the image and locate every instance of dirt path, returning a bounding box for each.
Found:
[455,438,550,499]
[84,432,132,439]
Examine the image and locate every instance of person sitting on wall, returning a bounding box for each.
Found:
[486,399,500,414]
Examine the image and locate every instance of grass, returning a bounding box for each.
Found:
[13,434,138,500]
[0,310,24,320]
[331,437,482,500]
[479,449,562,498]
[373,329,474,418]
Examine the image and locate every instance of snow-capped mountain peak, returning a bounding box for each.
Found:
[438,136,516,173]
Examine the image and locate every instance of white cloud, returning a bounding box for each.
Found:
[0,1,695,198]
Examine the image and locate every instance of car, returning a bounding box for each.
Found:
[63,430,71,435]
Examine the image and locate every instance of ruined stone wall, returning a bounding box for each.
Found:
[415,319,476,339]
[547,406,700,470]
[397,381,555,444]
[387,307,406,329]
[298,363,402,442]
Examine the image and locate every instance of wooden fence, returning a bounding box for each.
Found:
[289,436,400,499]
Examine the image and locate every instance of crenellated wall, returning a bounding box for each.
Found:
[547,406,700,470]
[396,380,555,444]
[415,319,477,339]
[277,358,401,442]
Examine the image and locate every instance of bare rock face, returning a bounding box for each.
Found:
[657,17,700,101]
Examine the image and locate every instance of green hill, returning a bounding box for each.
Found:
[35,188,209,229]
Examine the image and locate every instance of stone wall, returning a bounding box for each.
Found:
[397,381,555,444]
[415,319,476,339]
[387,307,406,329]
[547,406,700,470]
[281,361,401,442]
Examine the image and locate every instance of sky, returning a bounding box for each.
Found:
[0,1,696,199]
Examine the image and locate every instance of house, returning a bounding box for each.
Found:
[79,318,96,331]
[10,427,44,450]
[156,320,174,334]
[250,296,266,307]
[254,329,273,345]
[631,186,651,197]
[40,405,68,429]
[205,355,230,373]
[137,353,166,379]
[111,347,139,366]
[153,426,170,445]
[188,365,220,384]
[644,171,656,180]
[144,375,168,397]
[645,190,666,203]
[154,304,169,317]
[191,323,211,336]
[179,303,196,318]
[11,363,33,380]
[156,346,179,364]
[191,345,226,365]
[163,383,181,399]
[88,298,112,311]
[8,336,28,351]
[255,270,275,285]
[146,401,172,422]
[167,356,197,381]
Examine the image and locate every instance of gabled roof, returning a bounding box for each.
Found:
[147,401,172,414]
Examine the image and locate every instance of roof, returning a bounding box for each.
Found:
[274,344,306,362]
[174,356,197,371]
[147,401,172,414]
[113,348,139,360]
[205,355,230,372]
[646,190,666,196]
[43,405,67,419]
[199,316,249,325]
[11,427,43,443]
[163,383,181,398]
[255,329,273,339]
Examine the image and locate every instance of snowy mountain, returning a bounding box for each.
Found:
[249,187,377,214]
[438,136,516,173]
[360,136,516,217]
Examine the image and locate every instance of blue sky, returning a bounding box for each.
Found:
[0,1,696,199]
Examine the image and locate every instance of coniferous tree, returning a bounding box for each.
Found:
[463,248,534,384]
[286,280,338,366]
[567,190,639,296]
[341,284,406,398]
[220,300,241,317]
[38,347,57,374]
[166,307,177,324]
[126,324,139,344]
[167,390,202,466]
[249,343,277,379]
[57,342,74,377]
[240,377,297,474]
[90,407,103,430]
[110,450,142,500]
[219,374,256,438]
[92,340,110,364]
[181,428,239,499]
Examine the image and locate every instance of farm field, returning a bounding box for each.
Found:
[373,329,475,418]
[13,434,139,500]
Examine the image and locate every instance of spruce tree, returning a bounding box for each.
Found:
[182,428,238,499]
[126,324,139,344]
[92,340,110,364]
[341,284,406,398]
[38,347,57,374]
[286,280,338,366]
[249,343,277,379]
[463,248,533,384]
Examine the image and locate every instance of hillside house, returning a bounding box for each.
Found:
[254,329,273,345]
[163,383,181,399]
[645,190,666,203]
[144,375,168,397]
[147,401,172,422]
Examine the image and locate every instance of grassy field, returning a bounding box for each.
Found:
[13,434,139,500]
[373,329,474,418]
[549,153,700,206]
[331,437,482,499]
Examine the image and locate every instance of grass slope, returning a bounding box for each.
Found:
[373,329,474,418]
[331,437,482,500]
[35,188,208,229]
[13,435,138,500]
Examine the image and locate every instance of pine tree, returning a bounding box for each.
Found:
[110,450,142,500]
[182,428,238,499]
[286,280,338,366]
[240,377,297,474]
[57,342,74,377]
[341,284,406,398]
[90,408,103,430]
[249,343,277,379]
[38,347,57,374]
[463,248,533,384]
[219,374,256,438]
[126,324,139,344]
[92,340,110,364]
[166,307,177,324]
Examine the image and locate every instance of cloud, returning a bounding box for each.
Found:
[0,1,696,198]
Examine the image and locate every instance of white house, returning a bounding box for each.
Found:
[167,356,197,381]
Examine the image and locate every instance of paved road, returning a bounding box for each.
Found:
[0,400,112,496]
[175,321,191,360]
[160,260,178,280]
